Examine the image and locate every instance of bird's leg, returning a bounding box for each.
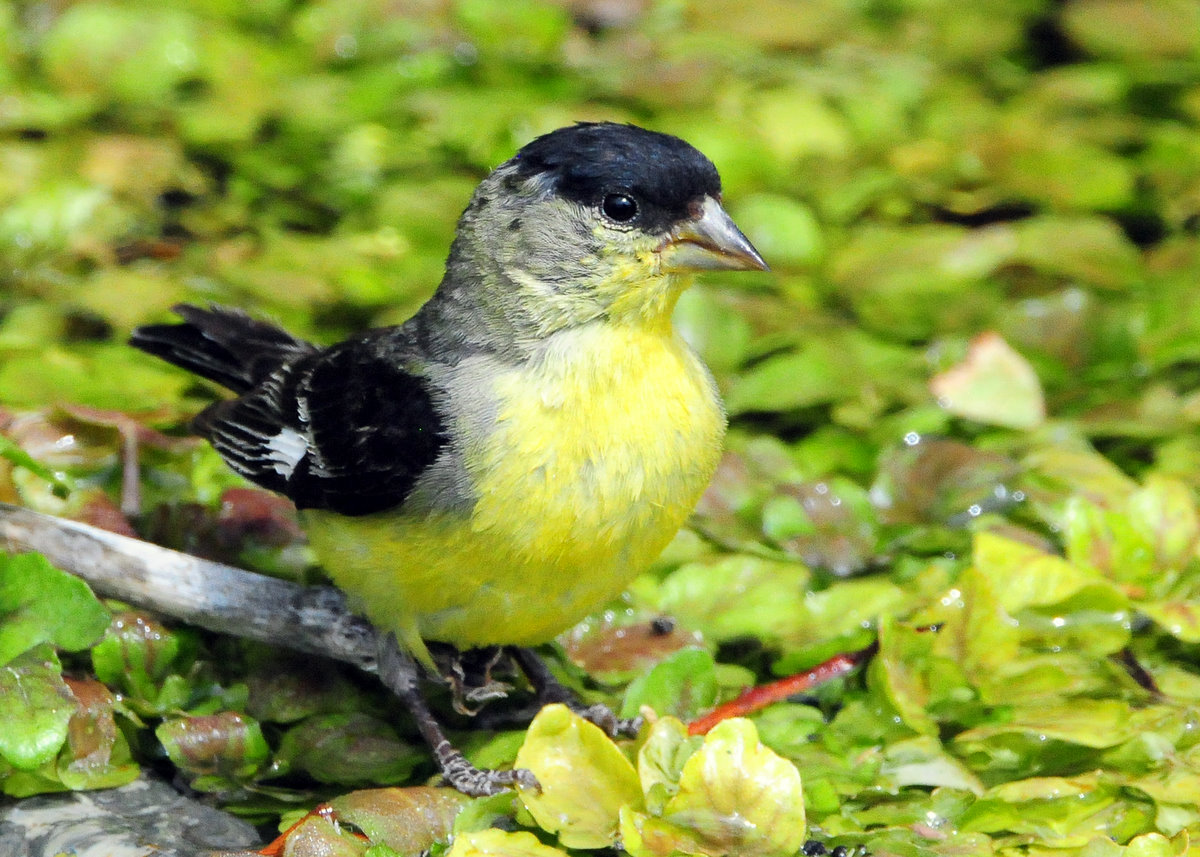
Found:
[376,633,538,796]
[432,643,514,715]
[508,646,642,738]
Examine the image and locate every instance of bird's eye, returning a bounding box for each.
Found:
[602,193,639,223]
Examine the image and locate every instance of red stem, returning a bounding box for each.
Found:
[687,642,876,736]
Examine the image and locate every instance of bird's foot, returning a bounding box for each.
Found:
[376,634,536,795]
[433,644,513,715]
[507,646,642,738]
[571,702,643,739]
[440,748,539,796]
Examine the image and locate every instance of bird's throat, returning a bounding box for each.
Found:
[604,270,694,333]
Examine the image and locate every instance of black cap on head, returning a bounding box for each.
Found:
[513,123,722,232]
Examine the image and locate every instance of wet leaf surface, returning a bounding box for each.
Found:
[4,0,1200,853]
[0,553,111,666]
[514,704,642,849]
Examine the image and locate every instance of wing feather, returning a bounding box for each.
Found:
[196,338,449,516]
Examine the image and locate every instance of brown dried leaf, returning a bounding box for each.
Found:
[562,618,702,678]
[63,677,119,773]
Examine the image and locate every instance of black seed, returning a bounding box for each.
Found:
[650,616,675,635]
[159,188,196,209]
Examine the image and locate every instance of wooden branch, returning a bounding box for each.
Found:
[0,502,378,670]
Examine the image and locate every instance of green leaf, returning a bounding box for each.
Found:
[748,703,826,760]
[955,699,1138,750]
[1126,476,1200,573]
[725,331,920,415]
[1062,0,1200,60]
[879,736,984,794]
[90,611,197,714]
[778,576,916,656]
[0,344,197,412]
[925,566,1020,696]
[1009,215,1143,290]
[1064,495,1150,582]
[453,0,570,64]
[959,774,1153,845]
[275,713,422,785]
[0,552,110,666]
[872,618,940,737]
[972,531,1113,613]
[55,691,139,791]
[731,193,825,268]
[0,436,72,497]
[829,225,1009,341]
[276,814,369,857]
[0,646,74,772]
[673,287,755,374]
[514,704,643,849]
[156,712,271,788]
[654,555,812,644]
[328,787,469,853]
[1138,601,1200,643]
[762,477,880,576]
[39,3,201,106]
[1001,142,1135,211]
[1021,441,1140,520]
[1120,832,1189,857]
[1064,477,1200,596]
[621,648,718,721]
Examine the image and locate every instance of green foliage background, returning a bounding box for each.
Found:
[3,0,1200,854]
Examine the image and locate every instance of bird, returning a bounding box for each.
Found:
[130,121,768,793]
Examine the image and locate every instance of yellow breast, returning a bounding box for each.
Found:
[305,321,724,662]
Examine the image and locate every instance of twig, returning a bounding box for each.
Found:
[0,502,378,670]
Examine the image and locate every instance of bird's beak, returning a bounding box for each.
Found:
[659,195,769,273]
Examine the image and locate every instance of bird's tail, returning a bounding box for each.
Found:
[129,304,317,394]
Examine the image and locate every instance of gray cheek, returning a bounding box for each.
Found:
[512,204,601,282]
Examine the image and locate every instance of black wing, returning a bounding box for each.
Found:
[130,304,318,394]
[133,306,449,516]
[196,339,448,517]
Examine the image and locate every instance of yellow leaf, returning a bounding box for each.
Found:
[447,829,571,857]
[930,332,1045,429]
[972,531,1110,613]
[627,719,807,857]
[636,716,698,815]
[514,704,643,849]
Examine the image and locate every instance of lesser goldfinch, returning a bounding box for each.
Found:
[131,122,767,793]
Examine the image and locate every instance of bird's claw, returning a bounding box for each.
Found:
[509,767,541,792]
[574,703,643,738]
[442,756,540,796]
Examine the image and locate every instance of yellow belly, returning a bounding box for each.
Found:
[302,322,724,664]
